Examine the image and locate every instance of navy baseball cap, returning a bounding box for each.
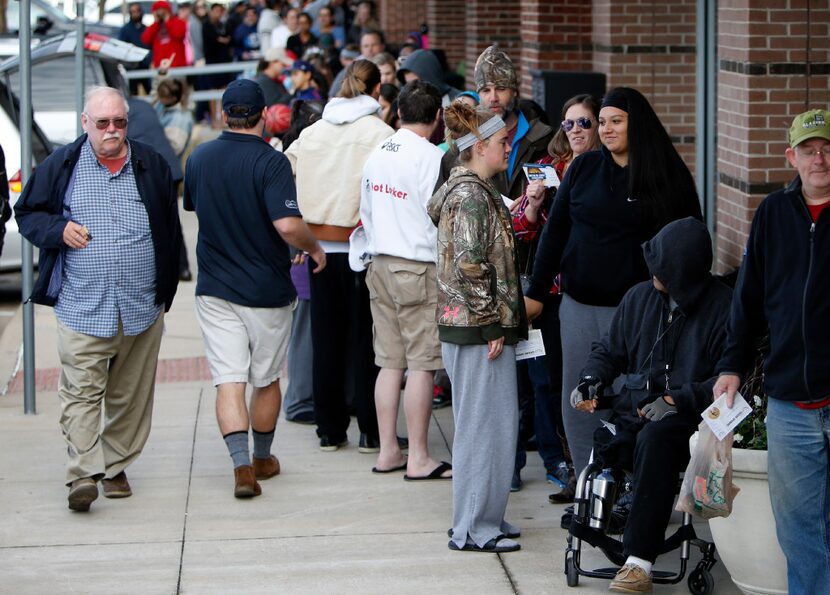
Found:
[222,79,265,118]
[285,59,315,75]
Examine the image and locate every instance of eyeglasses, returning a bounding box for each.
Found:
[795,146,830,159]
[561,117,593,132]
[85,115,128,130]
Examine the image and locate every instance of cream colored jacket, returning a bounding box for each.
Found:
[285,95,393,237]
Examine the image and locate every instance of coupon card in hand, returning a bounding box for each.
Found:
[522,163,560,188]
[516,328,546,361]
[701,392,752,441]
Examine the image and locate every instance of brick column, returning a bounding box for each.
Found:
[518,0,593,98]
[377,0,426,50]
[425,0,467,74]
[715,0,830,271]
[464,0,522,90]
[591,0,698,172]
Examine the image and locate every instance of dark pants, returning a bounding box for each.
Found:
[516,293,567,474]
[612,413,698,562]
[309,254,379,442]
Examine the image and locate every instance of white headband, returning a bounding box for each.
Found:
[455,115,506,151]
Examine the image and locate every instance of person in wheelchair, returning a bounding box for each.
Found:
[569,217,731,593]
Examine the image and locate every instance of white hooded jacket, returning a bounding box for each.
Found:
[285,95,393,240]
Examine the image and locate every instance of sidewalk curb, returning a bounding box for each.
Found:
[0,303,23,396]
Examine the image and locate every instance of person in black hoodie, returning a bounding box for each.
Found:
[524,87,702,477]
[569,217,731,593]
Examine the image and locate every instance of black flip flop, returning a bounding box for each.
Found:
[448,537,521,553]
[403,461,452,481]
[371,462,407,474]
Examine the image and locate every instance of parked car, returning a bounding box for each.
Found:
[0,0,118,59]
[0,33,148,271]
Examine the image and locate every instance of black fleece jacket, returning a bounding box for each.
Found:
[14,135,180,310]
[582,218,732,416]
[527,146,702,307]
[717,177,830,403]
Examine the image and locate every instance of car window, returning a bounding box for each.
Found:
[5,56,105,145]
[6,56,102,114]
[5,0,71,32]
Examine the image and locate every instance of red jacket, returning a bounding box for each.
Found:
[141,17,188,67]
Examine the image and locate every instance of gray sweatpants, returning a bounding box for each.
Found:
[443,342,520,549]
[559,294,619,473]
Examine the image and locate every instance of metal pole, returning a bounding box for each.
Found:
[76,0,85,136]
[19,0,36,414]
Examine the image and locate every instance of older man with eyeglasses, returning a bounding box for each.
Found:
[714,109,830,594]
[15,86,181,513]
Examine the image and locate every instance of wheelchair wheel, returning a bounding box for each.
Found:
[687,567,714,595]
[565,553,579,587]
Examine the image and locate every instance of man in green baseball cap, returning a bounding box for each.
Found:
[714,107,830,593]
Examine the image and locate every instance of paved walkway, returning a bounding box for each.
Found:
[0,207,741,594]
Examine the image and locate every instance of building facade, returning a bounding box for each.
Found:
[378,0,830,272]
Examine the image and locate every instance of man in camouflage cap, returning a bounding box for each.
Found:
[472,45,552,200]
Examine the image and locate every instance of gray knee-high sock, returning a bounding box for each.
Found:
[252,427,275,459]
[223,431,250,469]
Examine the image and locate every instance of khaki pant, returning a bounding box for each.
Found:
[56,312,165,485]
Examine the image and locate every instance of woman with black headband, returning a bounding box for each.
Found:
[523,87,702,476]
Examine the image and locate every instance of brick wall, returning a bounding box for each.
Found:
[377,0,426,49]
[589,0,698,173]
[715,0,830,271]
[425,0,467,76]
[518,0,594,98]
[463,0,522,90]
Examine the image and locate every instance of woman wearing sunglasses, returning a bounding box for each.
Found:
[509,94,601,497]
[523,87,702,476]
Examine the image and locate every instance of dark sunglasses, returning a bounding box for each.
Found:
[88,116,128,130]
[560,117,593,132]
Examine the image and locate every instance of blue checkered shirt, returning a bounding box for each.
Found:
[55,141,160,337]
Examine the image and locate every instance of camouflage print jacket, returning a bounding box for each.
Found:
[427,166,528,345]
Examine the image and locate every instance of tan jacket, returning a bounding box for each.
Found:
[427,166,528,345]
[285,96,393,241]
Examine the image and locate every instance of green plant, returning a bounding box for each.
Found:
[734,334,769,450]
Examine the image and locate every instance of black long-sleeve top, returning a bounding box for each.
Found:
[527,146,702,307]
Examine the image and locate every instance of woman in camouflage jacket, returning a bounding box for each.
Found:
[427,102,528,554]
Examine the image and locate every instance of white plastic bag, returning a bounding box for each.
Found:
[676,422,740,519]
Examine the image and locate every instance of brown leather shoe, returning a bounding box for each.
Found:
[101,471,132,498]
[253,455,280,479]
[609,563,653,592]
[233,465,262,498]
[68,478,99,512]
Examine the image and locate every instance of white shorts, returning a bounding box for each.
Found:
[195,295,294,387]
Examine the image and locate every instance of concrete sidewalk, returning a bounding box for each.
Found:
[0,208,741,594]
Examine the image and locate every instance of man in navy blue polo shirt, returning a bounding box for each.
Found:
[184,79,325,498]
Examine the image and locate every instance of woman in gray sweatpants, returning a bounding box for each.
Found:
[426,101,528,554]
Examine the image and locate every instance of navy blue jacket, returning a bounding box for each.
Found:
[14,135,181,310]
[717,177,830,402]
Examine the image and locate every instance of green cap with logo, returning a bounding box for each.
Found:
[789,109,830,148]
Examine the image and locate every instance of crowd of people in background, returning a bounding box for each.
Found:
[9,1,829,593]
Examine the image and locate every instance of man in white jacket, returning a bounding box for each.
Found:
[360,81,451,480]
